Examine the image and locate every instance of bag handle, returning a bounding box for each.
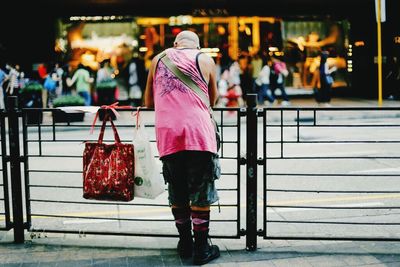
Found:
[98,113,121,144]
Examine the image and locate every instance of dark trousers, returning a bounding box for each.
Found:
[271,83,290,102]
[316,81,332,103]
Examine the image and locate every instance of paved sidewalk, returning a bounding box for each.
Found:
[1,231,400,266]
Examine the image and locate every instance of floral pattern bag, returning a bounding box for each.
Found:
[83,113,135,201]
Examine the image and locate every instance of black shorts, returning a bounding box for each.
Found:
[161,151,220,207]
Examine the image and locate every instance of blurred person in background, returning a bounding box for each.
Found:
[228,61,244,106]
[0,64,9,109]
[255,56,275,107]
[5,64,23,97]
[270,56,291,106]
[67,64,94,106]
[315,51,336,107]
[128,53,146,106]
[385,56,400,100]
[96,59,114,84]
[43,70,58,108]
[54,62,64,98]
[61,63,73,95]
[238,54,253,102]
[251,51,263,88]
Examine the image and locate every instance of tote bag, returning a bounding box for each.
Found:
[83,113,135,201]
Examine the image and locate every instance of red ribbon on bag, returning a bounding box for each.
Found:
[90,102,133,134]
[133,106,142,130]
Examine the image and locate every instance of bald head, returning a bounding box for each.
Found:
[174,31,200,49]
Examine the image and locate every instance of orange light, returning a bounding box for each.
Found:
[354,41,365,47]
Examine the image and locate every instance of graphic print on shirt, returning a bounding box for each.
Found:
[157,62,189,97]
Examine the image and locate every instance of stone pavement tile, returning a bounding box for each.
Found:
[54,260,93,267]
[340,255,373,266]
[359,242,400,254]
[372,254,400,264]
[383,262,400,267]
[304,255,348,267]
[20,264,39,267]
[272,257,313,267]
[91,258,110,267]
[159,249,184,266]
[222,249,301,264]
[37,262,62,267]
[126,255,166,266]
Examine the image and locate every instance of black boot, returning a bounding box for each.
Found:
[177,222,193,258]
[193,230,220,265]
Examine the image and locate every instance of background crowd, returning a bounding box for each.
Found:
[1,50,399,110]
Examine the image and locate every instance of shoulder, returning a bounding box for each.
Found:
[198,53,215,66]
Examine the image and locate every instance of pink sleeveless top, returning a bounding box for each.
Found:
[153,48,217,158]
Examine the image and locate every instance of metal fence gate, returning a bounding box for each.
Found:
[21,104,244,241]
[261,107,400,242]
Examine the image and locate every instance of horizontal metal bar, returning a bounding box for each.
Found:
[264,236,400,241]
[29,185,237,191]
[28,125,147,128]
[27,123,238,128]
[266,205,400,209]
[265,125,400,128]
[29,170,82,174]
[28,155,82,158]
[266,141,400,144]
[30,199,168,206]
[25,155,238,161]
[28,170,238,176]
[31,213,236,223]
[266,220,400,225]
[30,185,81,189]
[263,107,400,111]
[266,173,399,177]
[31,214,173,222]
[28,228,240,239]
[266,189,400,194]
[30,199,238,207]
[266,157,400,160]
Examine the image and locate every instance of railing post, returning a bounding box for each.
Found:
[246,93,257,251]
[7,96,24,243]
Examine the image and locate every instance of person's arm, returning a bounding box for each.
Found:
[327,65,337,74]
[67,72,77,87]
[199,53,219,107]
[207,59,218,107]
[85,72,94,83]
[144,55,160,108]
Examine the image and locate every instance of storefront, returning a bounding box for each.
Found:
[56,15,350,91]
[3,0,396,99]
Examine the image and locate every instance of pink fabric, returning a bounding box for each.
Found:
[274,61,287,74]
[153,48,217,158]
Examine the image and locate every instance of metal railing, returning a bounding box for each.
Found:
[0,110,11,231]
[21,104,243,240]
[2,95,400,250]
[261,107,400,241]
